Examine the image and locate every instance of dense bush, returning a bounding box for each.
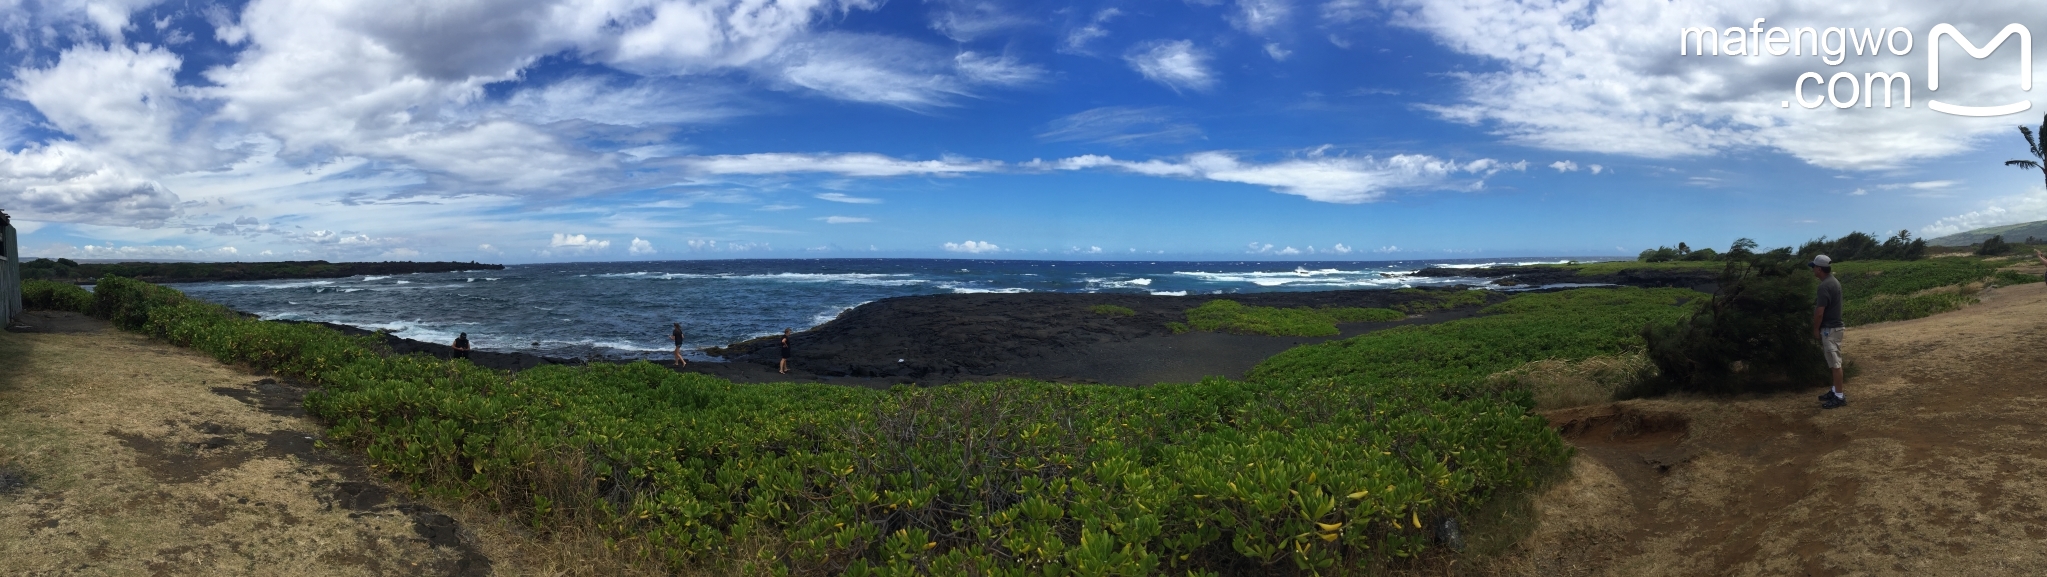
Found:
[1641,251,1828,394]
[20,279,93,313]
[1185,300,1403,337]
[79,274,1576,574]
[1976,234,2014,256]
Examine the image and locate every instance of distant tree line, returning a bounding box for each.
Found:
[1638,230,1926,263]
[19,259,503,283]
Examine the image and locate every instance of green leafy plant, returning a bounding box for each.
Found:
[1090,304,1137,317]
[1184,300,1402,337]
[20,279,93,313]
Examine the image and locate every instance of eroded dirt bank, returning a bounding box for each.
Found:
[0,312,494,576]
[1502,281,2047,576]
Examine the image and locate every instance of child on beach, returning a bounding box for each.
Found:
[671,323,687,367]
[779,328,792,375]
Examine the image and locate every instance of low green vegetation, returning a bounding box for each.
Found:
[1253,288,1699,399]
[1088,304,1136,317]
[1184,299,1403,337]
[50,275,1588,574]
[20,279,93,313]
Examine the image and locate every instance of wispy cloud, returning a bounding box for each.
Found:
[1046,149,1516,203]
[685,153,1000,177]
[1038,106,1202,146]
[815,193,882,204]
[819,216,872,224]
[1125,40,1215,93]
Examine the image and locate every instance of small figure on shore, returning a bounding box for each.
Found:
[1811,255,1847,409]
[779,328,792,375]
[671,322,687,367]
[452,332,471,360]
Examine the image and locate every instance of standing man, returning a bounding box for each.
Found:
[1811,255,1847,409]
[671,322,687,367]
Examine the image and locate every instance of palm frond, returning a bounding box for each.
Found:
[2008,160,2043,170]
[2025,124,2045,160]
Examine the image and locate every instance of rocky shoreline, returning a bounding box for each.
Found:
[275,262,1716,387]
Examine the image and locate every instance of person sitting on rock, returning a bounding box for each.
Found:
[452,332,471,360]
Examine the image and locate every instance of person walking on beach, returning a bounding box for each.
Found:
[671,323,688,367]
[452,332,471,360]
[1812,255,1848,409]
[778,328,792,375]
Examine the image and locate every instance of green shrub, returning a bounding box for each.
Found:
[20,280,93,313]
[1844,292,1977,326]
[1641,259,1828,395]
[1185,300,1404,337]
[1090,304,1137,317]
[1976,235,2014,256]
[1993,269,2044,286]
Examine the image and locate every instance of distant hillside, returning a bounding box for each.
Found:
[18,259,503,284]
[1926,220,2047,246]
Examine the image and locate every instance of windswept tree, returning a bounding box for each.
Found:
[2009,113,2047,189]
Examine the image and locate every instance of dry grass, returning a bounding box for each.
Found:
[1487,352,1655,411]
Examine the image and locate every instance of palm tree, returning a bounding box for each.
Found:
[2009,113,2047,189]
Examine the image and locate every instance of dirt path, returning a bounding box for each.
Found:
[0,312,495,576]
[1505,281,2047,576]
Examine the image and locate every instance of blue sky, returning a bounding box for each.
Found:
[3,0,2045,263]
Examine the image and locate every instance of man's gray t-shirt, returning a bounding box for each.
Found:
[1816,275,1845,329]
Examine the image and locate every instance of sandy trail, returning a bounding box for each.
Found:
[0,312,494,576]
[1511,281,2047,576]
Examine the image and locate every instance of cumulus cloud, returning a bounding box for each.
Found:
[1921,187,2047,237]
[629,237,656,255]
[1386,0,2038,170]
[943,240,1000,253]
[1049,149,1510,203]
[1330,243,1352,254]
[1550,160,1579,173]
[686,153,1000,177]
[1125,40,1215,93]
[549,233,610,251]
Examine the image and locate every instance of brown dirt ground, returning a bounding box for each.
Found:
[1491,280,2047,576]
[0,311,498,576]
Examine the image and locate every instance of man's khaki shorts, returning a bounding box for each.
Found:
[1821,327,1845,369]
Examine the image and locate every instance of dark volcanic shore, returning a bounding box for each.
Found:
[710,288,1508,383]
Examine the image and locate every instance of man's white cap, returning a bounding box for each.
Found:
[1809,254,1832,267]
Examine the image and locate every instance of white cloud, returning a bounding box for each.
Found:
[1374,245,1398,253]
[1849,188,1869,196]
[943,240,1000,253]
[478,243,500,253]
[1330,243,1352,254]
[820,216,872,223]
[550,233,610,251]
[1922,187,2047,237]
[1061,8,1121,54]
[1125,40,1215,93]
[1589,164,1604,175]
[1230,0,1293,36]
[380,247,421,259]
[814,192,882,204]
[770,33,1040,108]
[927,0,1032,42]
[1052,149,1505,203]
[39,243,245,260]
[1550,160,1579,173]
[1276,246,1302,255]
[687,153,1000,177]
[1386,0,2037,170]
[629,237,656,255]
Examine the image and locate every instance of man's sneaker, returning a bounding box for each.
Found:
[1818,391,1839,401]
[1821,395,1848,410]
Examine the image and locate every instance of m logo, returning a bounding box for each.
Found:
[1927,23,2032,117]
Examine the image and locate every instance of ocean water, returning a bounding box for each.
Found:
[170,258,1601,361]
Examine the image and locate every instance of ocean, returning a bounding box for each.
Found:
[169,258,1603,361]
